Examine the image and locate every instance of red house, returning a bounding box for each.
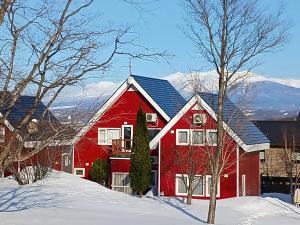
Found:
[71,75,270,199]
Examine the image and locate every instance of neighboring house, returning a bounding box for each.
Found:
[71,75,270,199]
[0,94,74,177]
[255,119,300,193]
[255,119,300,177]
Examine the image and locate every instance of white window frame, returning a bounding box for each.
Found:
[0,127,5,143]
[242,174,246,196]
[176,129,190,145]
[74,168,85,177]
[191,129,205,146]
[206,129,218,146]
[121,125,133,148]
[98,128,121,145]
[191,175,205,197]
[205,175,220,197]
[175,174,205,197]
[175,174,188,195]
[112,172,132,194]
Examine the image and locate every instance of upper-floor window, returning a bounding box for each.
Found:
[207,130,217,145]
[98,128,121,145]
[176,129,217,146]
[0,127,5,143]
[259,151,265,161]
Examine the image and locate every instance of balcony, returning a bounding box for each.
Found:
[111,139,132,156]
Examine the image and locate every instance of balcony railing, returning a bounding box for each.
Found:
[111,139,132,156]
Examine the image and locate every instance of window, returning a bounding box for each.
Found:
[192,176,204,196]
[205,175,220,197]
[148,128,161,141]
[176,129,189,145]
[175,175,188,195]
[259,151,265,161]
[192,130,204,145]
[74,168,85,177]
[98,128,120,145]
[0,127,5,143]
[176,174,205,196]
[98,129,106,144]
[207,130,217,145]
[107,129,120,144]
[112,173,132,194]
[292,151,300,163]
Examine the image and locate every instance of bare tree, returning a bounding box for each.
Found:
[0,0,167,172]
[281,129,300,202]
[0,0,13,25]
[183,0,287,223]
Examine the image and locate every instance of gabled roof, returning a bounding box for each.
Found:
[200,92,270,146]
[73,75,186,144]
[131,75,187,118]
[254,120,300,147]
[150,93,270,152]
[0,95,58,127]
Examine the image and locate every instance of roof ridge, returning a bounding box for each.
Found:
[130,74,169,82]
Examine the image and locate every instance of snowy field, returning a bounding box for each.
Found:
[0,172,299,225]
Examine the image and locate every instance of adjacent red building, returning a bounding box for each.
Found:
[71,75,270,198]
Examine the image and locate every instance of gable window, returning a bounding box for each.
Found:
[192,130,204,145]
[98,128,120,145]
[176,129,189,145]
[0,127,5,143]
[207,130,217,146]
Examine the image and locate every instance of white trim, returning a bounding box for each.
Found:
[236,146,240,197]
[150,94,270,152]
[72,76,171,145]
[205,175,220,197]
[175,129,190,145]
[242,174,246,196]
[109,157,130,160]
[74,168,85,177]
[71,81,128,145]
[158,140,161,196]
[130,78,170,121]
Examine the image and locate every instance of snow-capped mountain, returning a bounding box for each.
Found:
[51,71,300,121]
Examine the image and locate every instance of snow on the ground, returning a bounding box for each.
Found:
[0,172,299,225]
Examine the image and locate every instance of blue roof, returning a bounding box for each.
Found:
[131,75,187,118]
[200,92,270,145]
[1,95,58,127]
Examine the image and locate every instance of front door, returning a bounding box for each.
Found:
[122,125,133,150]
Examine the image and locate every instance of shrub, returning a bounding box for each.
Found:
[89,159,109,186]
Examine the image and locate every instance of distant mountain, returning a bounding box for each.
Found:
[51,71,300,122]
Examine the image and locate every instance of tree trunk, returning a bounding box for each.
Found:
[207,169,219,224]
[187,186,193,205]
[139,191,143,198]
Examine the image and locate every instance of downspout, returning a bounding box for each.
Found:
[158,140,161,196]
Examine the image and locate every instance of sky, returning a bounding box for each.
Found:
[73,0,300,87]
